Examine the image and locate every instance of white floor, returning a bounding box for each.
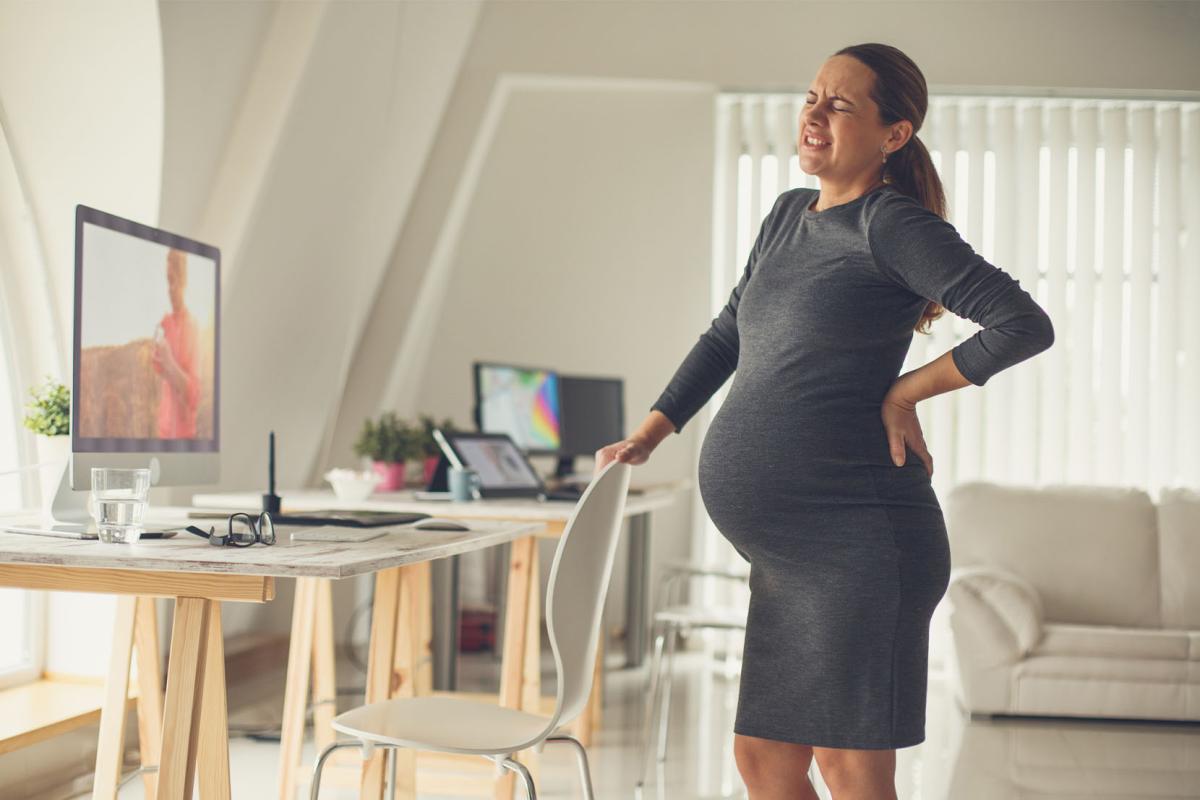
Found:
[115,636,1200,799]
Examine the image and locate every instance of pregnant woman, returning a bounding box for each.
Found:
[596,43,1054,799]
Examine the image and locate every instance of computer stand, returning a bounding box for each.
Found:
[41,459,90,528]
[553,455,576,480]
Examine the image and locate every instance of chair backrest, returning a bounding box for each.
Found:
[538,460,632,738]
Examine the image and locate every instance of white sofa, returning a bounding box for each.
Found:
[942,481,1200,721]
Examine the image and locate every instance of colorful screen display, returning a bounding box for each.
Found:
[476,364,561,451]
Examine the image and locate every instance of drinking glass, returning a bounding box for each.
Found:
[89,467,151,544]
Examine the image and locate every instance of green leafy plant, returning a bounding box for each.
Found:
[23,377,70,436]
[353,412,422,464]
[417,414,459,458]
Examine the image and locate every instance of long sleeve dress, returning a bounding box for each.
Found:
[650,183,1054,749]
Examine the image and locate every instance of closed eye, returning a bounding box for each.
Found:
[804,99,848,112]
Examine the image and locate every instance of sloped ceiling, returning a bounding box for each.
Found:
[157,0,482,498]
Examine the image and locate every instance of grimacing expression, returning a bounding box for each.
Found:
[798,55,906,182]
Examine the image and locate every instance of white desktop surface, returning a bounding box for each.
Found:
[0,507,541,580]
[192,479,690,521]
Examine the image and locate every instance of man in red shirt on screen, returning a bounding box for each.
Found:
[152,248,200,438]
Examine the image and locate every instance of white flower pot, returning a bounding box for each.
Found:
[35,435,70,517]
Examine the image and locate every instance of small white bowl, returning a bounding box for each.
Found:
[324,468,382,503]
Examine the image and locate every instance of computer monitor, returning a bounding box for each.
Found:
[472,361,561,454]
[71,205,220,491]
[555,374,625,478]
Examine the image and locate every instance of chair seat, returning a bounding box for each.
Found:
[654,603,747,630]
[332,695,555,755]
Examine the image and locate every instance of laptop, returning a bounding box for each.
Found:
[431,430,583,502]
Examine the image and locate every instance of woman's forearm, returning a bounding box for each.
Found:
[887,349,972,406]
[629,410,678,450]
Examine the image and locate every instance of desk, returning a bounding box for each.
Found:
[0,514,540,800]
[194,480,689,672]
[195,482,687,798]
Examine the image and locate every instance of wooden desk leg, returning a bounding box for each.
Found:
[279,577,318,800]
[197,603,231,799]
[413,561,433,696]
[360,566,400,799]
[388,563,420,799]
[494,535,540,800]
[134,596,164,799]
[311,578,338,755]
[92,596,137,800]
[158,597,213,800]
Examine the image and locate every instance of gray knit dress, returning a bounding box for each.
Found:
[650,184,1054,749]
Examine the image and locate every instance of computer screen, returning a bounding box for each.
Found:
[473,362,561,453]
[71,205,220,487]
[559,375,625,456]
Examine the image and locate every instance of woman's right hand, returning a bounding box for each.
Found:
[594,437,653,474]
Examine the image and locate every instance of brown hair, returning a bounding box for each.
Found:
[834,43,946,333]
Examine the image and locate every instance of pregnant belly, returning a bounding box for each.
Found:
[696,389,937,555]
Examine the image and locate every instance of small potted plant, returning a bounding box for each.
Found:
[353,412,422,492]
[417,414,459,486]
[23,377,70,511]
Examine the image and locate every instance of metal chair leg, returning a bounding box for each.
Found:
[546,734,596,800]
[635,621,669,788]
[310,740,364,800]
[386,747,397,800]
[656,622,680,763]
[501,755,538,799]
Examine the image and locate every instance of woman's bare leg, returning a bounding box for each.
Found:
[812,745,897,800]
[733,733,820,800]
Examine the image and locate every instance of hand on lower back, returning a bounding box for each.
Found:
[880,394,933,477]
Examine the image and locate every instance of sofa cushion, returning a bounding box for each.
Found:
[1013,655,1200,719]
[947,482,1161,629]
[1157,487,1200,629]
[1034,623,1190,661]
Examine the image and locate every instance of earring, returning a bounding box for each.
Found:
[880,144,888,164]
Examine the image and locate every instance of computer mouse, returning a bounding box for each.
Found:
[412,517,471,531]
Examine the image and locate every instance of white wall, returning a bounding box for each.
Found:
[408,76,717,625]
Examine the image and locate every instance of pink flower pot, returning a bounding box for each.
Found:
[372,460,407,492]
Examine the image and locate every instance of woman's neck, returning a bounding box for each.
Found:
[810,177,888,212]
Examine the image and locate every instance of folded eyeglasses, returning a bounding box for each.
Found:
[186,511,276,547]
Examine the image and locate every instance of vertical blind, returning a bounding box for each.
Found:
[695,90,1200,599]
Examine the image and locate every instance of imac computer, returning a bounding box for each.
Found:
[19,205,220,533]
[472,361,561,454]
[555,374,625,479]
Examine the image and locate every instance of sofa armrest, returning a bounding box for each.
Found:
[947,566,1045,666]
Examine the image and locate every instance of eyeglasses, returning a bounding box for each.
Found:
[186,511,276,547]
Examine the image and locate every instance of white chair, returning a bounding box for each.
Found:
[634,560,749,792]
[309,460,633,800]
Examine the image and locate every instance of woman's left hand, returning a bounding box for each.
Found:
[881,389,933,477]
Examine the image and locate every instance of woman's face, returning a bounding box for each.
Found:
[798,55,907,185]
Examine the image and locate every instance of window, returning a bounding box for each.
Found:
[0,319,43,687]
[713,92,1200,496]
[0,122,46,687]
